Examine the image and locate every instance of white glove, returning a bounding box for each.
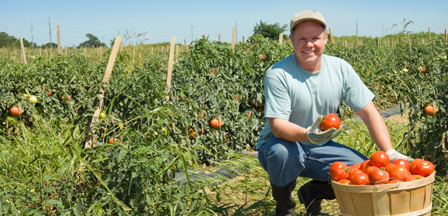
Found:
[306,115,343,144]
[386,149,413,163]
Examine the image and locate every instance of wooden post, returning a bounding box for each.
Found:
[231,27,236,53]
[202,35,205,39]
[219,34,221,42]
[428,28,431,41]
[19,37,26,64]
[279,33,283,44]
[407,32,411,51]
[166,37,176,100]
[328,28,334,44]
[57,25,61,54]
[184,39,189,53]
[84,36,122,149]
[64,46,67,56]
[39,47,41,56]
[242,36,245,44]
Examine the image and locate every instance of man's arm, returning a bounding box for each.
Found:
[356,101,393,152]
[268,118,310,142]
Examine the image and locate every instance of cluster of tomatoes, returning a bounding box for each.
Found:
[330,151,435,185]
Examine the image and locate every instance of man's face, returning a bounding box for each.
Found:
[289,21,328,71]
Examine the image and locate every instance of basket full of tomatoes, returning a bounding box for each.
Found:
[330,151,435,216]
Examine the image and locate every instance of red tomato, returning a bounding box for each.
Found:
[338,179,351,185]
[320,113,341,131]
[351,172,370,185]
[413,175,425,180]
[405,175,417,182]
[424,105,437,115]
[369,168,389,185]
[392,159,410,171]
[388,179,402,184]
[329,161,349,181]
[349,169,364,182]
[370,151,389,167]
[410,159,424,174]
[388,165,410,181]
[413,161,434,177]
[384,163,396,173]
[210,118,223,129]
[360,160,372,173]
[10,107,23,117]
[366,166,380,175]
[354,163,361,168]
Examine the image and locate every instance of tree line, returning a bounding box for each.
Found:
[1,20,288,49]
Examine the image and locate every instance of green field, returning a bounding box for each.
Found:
[1,33,447,215]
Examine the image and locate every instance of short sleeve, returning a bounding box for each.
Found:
[264,71,291,120]
[343,64,375,112]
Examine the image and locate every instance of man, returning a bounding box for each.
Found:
[256,10,412,216]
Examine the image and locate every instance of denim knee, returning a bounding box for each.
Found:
[258,136,306,186]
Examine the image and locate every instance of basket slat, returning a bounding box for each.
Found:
[332,172,435,216]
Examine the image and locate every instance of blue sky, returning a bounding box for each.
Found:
[1,0,447,47]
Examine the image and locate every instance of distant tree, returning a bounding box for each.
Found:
[0,32,36,48]
[41,42,58,48]
[253,20,288,40]
[78,33,106,48]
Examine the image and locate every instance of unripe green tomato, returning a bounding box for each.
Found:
[6,116,18,125]
[29,95,38,104]
[99,112,107,119]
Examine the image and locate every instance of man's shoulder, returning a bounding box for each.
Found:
[266,54,296,75]
[322,54,349,65]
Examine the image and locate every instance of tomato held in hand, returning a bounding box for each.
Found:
[320,113,341,131]
[329,161,349,181]
[370,151,389,167]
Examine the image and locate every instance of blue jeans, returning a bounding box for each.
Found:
[258,136,368,186]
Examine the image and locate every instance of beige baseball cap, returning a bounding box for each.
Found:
[290,10,326,30]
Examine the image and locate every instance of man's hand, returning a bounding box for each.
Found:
[386,149,413,163]
[306,115,343,144]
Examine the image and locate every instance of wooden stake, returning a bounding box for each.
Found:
[84,36,122,149]
[57,25,61,54]
[132,45,135,64]
[19,37,26,64]
[428,28,431,41]
[445,29,447,42]
[98,46,102,62]
[279,33,283,44]
[231,27,236,53]
[202,35,205,39]
[407,32,411,51]
[219,34,221,42]
[64,46,67,56]
[166,37,176,100]
[184,39,189,53]
[242,36,245,44]
[328,28,334,44]
[176,45,179,63]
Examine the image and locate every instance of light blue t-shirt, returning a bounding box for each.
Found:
[256,54,374,149]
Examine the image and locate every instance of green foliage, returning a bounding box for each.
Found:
[253,20,288,40]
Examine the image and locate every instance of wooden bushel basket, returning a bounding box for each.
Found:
[331,172,435,216]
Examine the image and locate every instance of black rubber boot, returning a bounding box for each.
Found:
[297,180,336,216]
[271,180,297,216]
